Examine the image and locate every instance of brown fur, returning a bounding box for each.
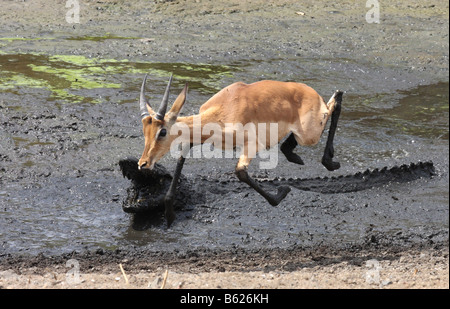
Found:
[138,80,338,170]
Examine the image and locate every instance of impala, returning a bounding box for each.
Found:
[138,74,343,227]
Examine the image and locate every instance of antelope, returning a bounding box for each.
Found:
[138,74,343,227]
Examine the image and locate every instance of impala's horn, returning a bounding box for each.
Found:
[140,74,151,119]
[155,74,173,121]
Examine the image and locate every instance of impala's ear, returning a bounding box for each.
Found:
[167,83,188,123]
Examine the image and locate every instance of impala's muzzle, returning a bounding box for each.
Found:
[138,161,147,170]
[138,159,154,171]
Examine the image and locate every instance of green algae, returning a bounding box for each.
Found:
[65,33,140,42]
[0,37,50,42]
[0,34,136,43]
[0,52,239,104]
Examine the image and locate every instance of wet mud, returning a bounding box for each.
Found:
[120,157,435,213]
[0,0,448,272]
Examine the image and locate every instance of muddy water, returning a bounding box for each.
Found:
[0,48,448,256]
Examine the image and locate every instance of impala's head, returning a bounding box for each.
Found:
[138,74,188,170]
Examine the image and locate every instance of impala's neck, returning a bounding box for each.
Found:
[170,114,213,145]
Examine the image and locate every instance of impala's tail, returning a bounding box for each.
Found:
[326,90,343,113]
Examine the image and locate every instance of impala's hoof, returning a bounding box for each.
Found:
[277,185,291,199]
[164,196,176,228]
[268,186,291,206]
[165,211,175,228]
[285,153,305,165]
[322,158,341,171]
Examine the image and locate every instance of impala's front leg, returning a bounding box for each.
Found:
[164,155,185,227]
[164,145,191,227]
[235,154,291,206]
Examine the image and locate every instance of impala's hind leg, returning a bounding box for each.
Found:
[280,133,305,165]
[235,153,291,206]
[322,90,343,171]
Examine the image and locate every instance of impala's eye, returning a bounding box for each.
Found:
[159,128,167,138]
